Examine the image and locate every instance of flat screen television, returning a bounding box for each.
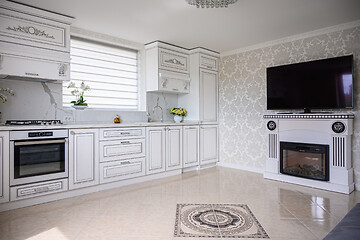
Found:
[266,55,353,113]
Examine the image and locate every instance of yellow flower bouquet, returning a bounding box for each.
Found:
[170,107,187,116]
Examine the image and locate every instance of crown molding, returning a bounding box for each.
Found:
[220,20,360,57]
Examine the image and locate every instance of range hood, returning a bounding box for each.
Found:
[0,53,70,82]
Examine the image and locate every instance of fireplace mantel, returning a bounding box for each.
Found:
[263,113,354,194]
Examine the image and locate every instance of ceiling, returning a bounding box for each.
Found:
[13,0,360,53]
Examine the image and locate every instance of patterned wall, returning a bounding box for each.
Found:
[219,26,360,184]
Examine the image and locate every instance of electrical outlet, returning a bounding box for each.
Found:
[63,115,73,122]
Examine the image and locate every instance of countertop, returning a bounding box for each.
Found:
[0,121,212,131]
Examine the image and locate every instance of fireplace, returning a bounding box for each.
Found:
[280,142,329,181]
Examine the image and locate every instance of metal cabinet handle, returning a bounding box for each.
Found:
[121,141,130,144]
[25,72,39,76]
[172,88,179,91]
[121,161,131,165]
[121,132,130,135]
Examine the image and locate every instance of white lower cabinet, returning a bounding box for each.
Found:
[100,158,145,184]
[166,126,183,171]
[0,131,9,204]
[69,129,99,190]
[146,127,166,174]
[200,125,218,165]
[146,126,183,174]
[183,126,200,168]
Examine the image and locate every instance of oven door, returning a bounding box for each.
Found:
[10,138,68,186]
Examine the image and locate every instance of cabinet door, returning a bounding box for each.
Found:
[146,127,166,175]
[166,126,182,171]
[0,131,10,204]
[159,48,190,74]
[69,129,99,190]
[200,69,218,123]
[183,126,200,168]
[200,54,218,71]
[200,125,218,165]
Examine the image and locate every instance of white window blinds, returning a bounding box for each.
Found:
[63,37,139,109]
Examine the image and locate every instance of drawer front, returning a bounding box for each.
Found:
[159,48,189,74]
[0,7,70,52]
[100,138,145,162]
[10,179,68,201]
[100,128,145,140]
[100,158,145,183]
[200,54,218,71]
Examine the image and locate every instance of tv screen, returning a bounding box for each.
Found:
[266,55,353,111]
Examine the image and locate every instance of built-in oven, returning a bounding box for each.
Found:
[10,129,68,186]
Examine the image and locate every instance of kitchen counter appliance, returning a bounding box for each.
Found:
[10,129,68,186]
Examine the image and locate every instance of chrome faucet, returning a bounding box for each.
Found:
[152,97,163,122]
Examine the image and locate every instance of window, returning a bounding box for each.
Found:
[63,37,139,109]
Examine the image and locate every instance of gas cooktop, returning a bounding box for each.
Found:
[5,120,63,125]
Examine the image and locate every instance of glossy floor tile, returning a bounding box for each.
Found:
[1,166,360,240]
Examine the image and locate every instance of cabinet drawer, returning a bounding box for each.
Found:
[0,6,70,53]
[100,158,145,183]
[100,128,145,140]
[100,138,145,162]
[159,48,189,74]
[200,54,218,71]
[10,179,68,201]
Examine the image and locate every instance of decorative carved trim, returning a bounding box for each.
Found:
[6,25,55,39]
[164,58,185,66]
[263,114,354,119]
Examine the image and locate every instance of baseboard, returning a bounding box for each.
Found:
[217,162,264,174]
[354,183,360,192]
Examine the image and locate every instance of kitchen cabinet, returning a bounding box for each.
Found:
[200,125,218,165]
[100,138,145,162]
[183,126,200,168]
[69,129,99,190]
[0,131,9,204]
[166,126,183,171]
[146,126,183,174]
[146,127,166,174]
[178,48,219,123]
[200,69,218,123]
[100,158,145,184]
[145,41,190,94]
[0,1,73,81]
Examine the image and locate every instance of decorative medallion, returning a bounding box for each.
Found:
[267,121,276,131]
[164,58,185,66]
[6,26,55,39]
[332,122,346,133]
[174,203,269,238]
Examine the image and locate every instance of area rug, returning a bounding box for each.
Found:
[174,203,269,238]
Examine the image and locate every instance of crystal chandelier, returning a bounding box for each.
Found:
[185,0,238,8]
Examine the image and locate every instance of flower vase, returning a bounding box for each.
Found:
[174,115,183,123]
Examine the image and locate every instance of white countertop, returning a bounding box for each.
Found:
[0,121,209,131]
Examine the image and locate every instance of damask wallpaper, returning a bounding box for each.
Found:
[219,26,360,185]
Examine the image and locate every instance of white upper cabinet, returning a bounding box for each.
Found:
[200,54,218,71]
[145,41,190,94]
[0,1,73,81]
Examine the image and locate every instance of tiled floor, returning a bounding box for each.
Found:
[0,166,359,240]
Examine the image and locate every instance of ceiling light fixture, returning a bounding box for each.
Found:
[185,0,238,8]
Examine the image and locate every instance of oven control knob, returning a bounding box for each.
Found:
[267,121,276,131]
[332,122,345,134]
[39,132,44,137]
